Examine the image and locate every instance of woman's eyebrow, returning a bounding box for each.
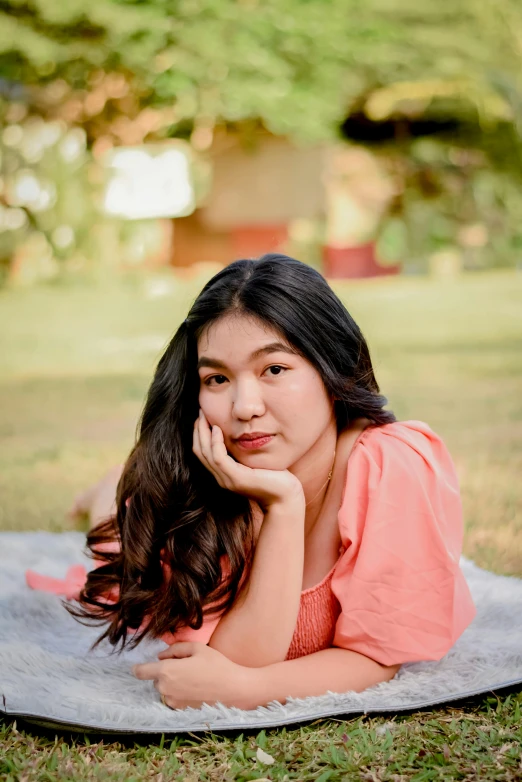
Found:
[197,341,298,370]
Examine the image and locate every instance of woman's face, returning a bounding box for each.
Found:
[197,313,336,470]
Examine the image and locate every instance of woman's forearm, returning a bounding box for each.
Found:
[208,497,305,667]
[237,648,401,710]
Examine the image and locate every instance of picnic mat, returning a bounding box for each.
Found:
[1,531,521,734]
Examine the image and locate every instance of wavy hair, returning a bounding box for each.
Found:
[66,253,396,651]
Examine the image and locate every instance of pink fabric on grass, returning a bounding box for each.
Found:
[25,420,476,664]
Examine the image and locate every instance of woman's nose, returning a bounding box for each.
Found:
[232,379,265,419]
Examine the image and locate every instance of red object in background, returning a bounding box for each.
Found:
[323,242,401,279]
[231,224,288,259]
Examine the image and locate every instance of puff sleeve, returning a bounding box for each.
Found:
[330,420,477,666]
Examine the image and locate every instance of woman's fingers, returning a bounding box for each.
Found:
[210,423,229,466]
[193,416,224,485]
[197,410,214,464]
[194,411,240,489]
[193,419,212,470]
[197,410,226,470]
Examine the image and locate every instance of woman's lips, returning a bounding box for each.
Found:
[236,435,274,449]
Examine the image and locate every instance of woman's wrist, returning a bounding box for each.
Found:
[260,489,305,516]
[235,662,291,710]
[235,664,270,710]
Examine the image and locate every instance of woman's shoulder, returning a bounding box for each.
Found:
[356,418,451,461]
[332,418,474,666]
[357,417,441,441]
[342,418,459,495]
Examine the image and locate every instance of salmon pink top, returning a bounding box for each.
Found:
[26,420,477,666]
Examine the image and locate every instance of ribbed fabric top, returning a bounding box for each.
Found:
[285,546,345,661]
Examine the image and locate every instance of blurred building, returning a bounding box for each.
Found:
[171,128,400,278]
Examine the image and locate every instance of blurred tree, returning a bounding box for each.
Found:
[374,133,522,273]
[3,0,522,281]
[0,0,522,146]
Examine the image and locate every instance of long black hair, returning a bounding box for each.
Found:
[66,253,395,650]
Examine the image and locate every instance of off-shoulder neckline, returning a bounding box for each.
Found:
[300,420,432,597]
[337,422,377,513]
[300,423,375,596]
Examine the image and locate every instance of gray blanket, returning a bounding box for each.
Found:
[1,531,521,734]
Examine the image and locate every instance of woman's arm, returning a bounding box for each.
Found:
[238,648,401,709]
[208,496,305,667]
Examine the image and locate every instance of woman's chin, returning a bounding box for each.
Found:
[228,441,292,470]
[236,454,288,471]
[234,453,266,465]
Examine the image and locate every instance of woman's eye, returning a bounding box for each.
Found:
[203,366,287,385]
[265,365,286,376]
[204,375,227,386]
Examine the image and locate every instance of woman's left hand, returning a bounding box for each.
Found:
[132,642,254,710]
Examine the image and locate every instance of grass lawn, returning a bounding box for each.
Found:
[1,268,521,780]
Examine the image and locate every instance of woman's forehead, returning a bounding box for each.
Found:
[197,313,289,355]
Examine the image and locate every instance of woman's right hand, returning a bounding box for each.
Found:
[193,410,304,512]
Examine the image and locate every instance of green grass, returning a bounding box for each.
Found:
[1,268,521,779]
[1,695,522,781]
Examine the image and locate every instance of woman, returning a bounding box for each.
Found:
[27,253,476,710]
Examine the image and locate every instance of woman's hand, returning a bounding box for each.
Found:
[193,410,304,511]
[132,641,255,710]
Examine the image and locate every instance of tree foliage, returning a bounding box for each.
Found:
[2,0,522,283]
[1,0,522,143]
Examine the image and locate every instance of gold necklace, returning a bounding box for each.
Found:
[305,449,336,507]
